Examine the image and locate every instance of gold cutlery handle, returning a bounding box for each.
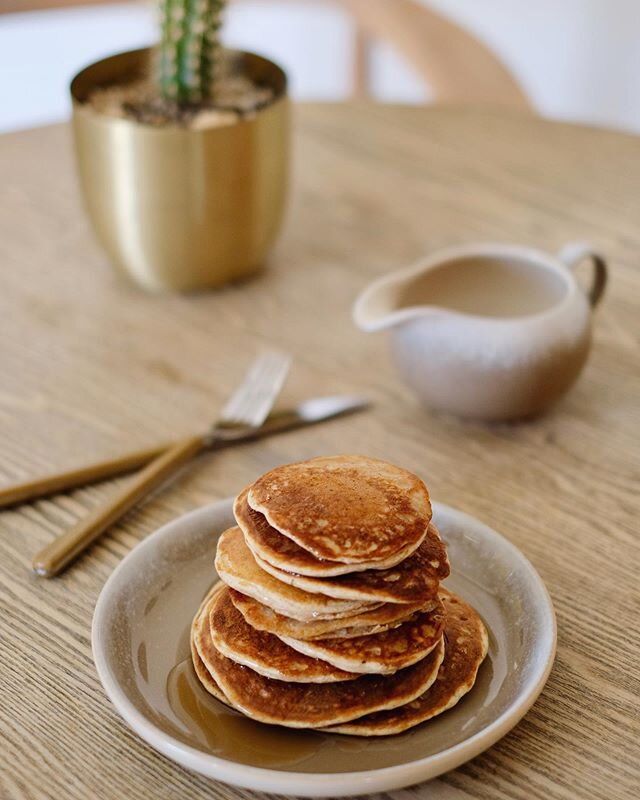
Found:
[1,399,367,510]
[0,443,171,509]
[32,435,205,578]
[1,423,281,510]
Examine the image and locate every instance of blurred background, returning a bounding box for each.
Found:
[2,0,640,134]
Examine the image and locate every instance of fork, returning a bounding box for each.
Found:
[32,350,291,578]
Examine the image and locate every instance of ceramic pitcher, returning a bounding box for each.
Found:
[353,242,607,420]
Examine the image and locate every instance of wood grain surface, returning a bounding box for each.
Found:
[0,105,639,800]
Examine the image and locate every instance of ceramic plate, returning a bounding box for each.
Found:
[92,499,556,797]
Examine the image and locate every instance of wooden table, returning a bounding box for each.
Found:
[1,105,638,800]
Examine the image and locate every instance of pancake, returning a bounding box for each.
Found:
[215,527,381,622]
[251,530,446,604]
[190,583,231,705]
[279,598,446,674]
[192,633,230,705]
[247,455,432,564]
[209,587,359,683]
[229,589,434,641]
[326,590,489,735]
[235,486,425,576]
[197,631,445,728]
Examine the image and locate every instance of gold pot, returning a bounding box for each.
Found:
[70,48,289,291]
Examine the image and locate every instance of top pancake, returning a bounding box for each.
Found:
[246,455,432,564]
[235,487,434,577]
[326,590,489,735]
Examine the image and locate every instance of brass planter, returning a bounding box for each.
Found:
[70,48,289,291]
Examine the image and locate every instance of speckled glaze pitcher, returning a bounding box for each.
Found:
[353,242,607,420]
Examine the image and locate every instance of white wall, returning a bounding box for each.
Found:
[420,0,640,133]
[0,4,156,131]
[1,0,640,133]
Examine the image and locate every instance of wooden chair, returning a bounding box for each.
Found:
[0,0,531,110]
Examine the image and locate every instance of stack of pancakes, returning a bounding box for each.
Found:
[191,455,488,735]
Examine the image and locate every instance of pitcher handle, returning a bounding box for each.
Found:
[556,242,608,308]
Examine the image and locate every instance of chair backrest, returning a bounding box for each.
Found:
[0,0,530,110]
[341,0,530,109]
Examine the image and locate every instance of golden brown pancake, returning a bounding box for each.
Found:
[197,631,445,728]
[279,598,445,674]
[215,527,381,622]
[229,588,435,641]
[247,455,432,564]
[192,634,230,705]
[190,583,231,705]
[209,587,359,683]
[326,590,489,735]
[235,486,426,576]
[251,530,447,604]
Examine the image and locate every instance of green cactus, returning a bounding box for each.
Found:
[158,0,227,106]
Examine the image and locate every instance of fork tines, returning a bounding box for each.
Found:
[220,350,292,429]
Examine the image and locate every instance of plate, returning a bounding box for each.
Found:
[92,499,556,797]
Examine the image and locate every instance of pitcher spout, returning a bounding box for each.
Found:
[353,267,439,332]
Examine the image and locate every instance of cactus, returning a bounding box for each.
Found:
[158,0,227,106]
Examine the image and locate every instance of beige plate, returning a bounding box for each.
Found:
[92,499,556,797]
